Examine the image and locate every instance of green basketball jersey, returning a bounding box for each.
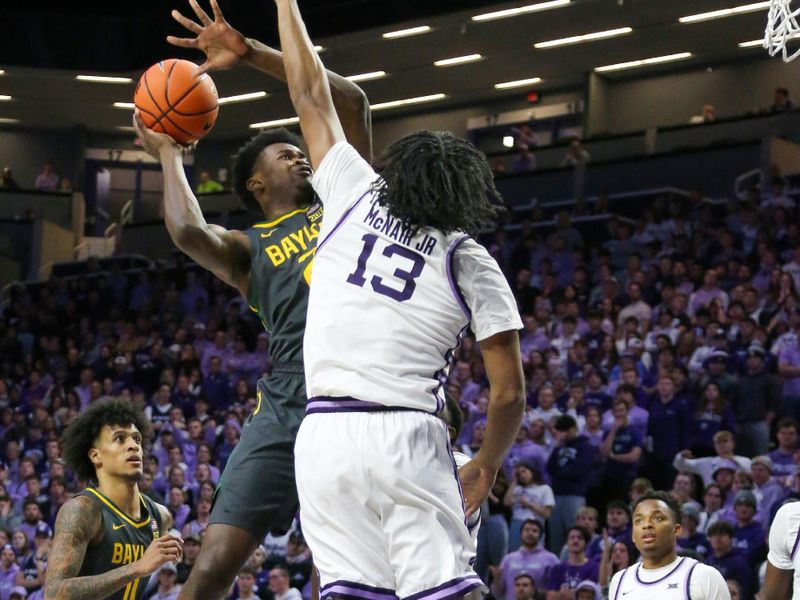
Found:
[76,487,163,600]
[246,205,321,364]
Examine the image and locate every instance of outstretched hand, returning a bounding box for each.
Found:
[168,0,248,74]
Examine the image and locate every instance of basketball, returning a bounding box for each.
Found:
[133,58,219,145]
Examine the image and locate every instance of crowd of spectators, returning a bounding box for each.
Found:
[1,160,800,599]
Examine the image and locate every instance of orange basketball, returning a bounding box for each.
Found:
[134,59,219,145]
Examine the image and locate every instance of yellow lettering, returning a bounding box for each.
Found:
[265,245,285,266]
[133,545,143,561]
[289,230,308,251]
[281,236,300,257]
[303,258,314,286]
[112,543,123,564]
[309,223,320,238]
[123,544,132,564]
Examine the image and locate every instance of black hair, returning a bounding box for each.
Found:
[438,392,464,443]
[372,130,503,236]
[61,397,152,484]
[232,128,304,214]
[706,520,734,537]
[631,490,682,524]
[607,499,631,517]
[554,415,577,432]
[521,518,542,534]
[513,574,535,586]
[567,525,591,545]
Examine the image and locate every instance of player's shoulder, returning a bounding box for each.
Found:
[688,560,729,599]
[774,498,800,521]
[54,494,102,538]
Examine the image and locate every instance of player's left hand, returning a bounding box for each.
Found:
[133,112,180,159]
[458,460,497,517]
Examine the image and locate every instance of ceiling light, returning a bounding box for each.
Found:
[370,93,446,111]
[472,0,570,22]
[494,77,542,89]
[76,75,133,84]
[595,52,692,72]
[534,26,633,49]
[0,118,19,124]
[345,71,387,82]
[117,126,136,131]
[434,54,482,67]
[0,96,11,101]
[250,116,300,129]
[740,33,800,47]
[679,2,770,23]
[0,71,5,76]
[383,26,431,39]
[218,91,267,105]
[113,102,135,109]
[503,136,515,148]
[313,45,325,52]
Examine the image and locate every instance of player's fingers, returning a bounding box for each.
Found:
[167,35,199,49]
[195,61,210,75]
[210,0,224,22]
[172,10,203,34]
[188,0,213,26]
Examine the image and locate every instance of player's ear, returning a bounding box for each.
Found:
[246,176,264,194]
[88,447,101,467]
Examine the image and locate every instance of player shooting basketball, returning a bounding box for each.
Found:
[132,1,372,599]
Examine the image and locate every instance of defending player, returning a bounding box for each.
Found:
[132,1,371,599]
[760,500,800,599]
[44,398,182,600]
[274,0,525,597]
[609,491,729,599]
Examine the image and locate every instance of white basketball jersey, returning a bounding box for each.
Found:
[305,141,521,413]
[610,557,730,600]
[768,501,800,599]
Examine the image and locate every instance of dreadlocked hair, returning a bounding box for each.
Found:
[373,131,503,236]
[233,128,303,214]
[61,397,153,484]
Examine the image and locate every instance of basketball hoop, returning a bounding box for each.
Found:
[765,0,800,61]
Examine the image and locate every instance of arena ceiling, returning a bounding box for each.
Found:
[0,0,782,140]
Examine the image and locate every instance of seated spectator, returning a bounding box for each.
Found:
[195,170,224,195]
[672,430,751,487]
[147,562,181,600]
[574,580,601,600]
[750,455,785,526]
[510,145,536,174]
[504,463,554,552]
[707,521,752,600]
[509,573,545,600]
[600,399,643,505]
[586,501,631,561]
[769,417,798,482]
[689,382,736,458]
[698,483,724,534]
[0,544,20,598]
[544,526,598,598]
[491,520,558,600]
[33,162,57,191]
[730,490,767,564]
[676,503,710,560]
[560,139,590,167]
[268,567,302,600]
[0,167,19,189]
[598,538,633,594]
[771,86,794,112]
[176,532,200,585]
[234,565,259,600]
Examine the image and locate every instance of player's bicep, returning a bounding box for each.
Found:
[199,226,252,294]
[45,498,99,598]
[761,561,794,600]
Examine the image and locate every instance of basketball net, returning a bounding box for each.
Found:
[765,0,800,61]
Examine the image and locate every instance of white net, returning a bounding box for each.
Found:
[765,0,800,61]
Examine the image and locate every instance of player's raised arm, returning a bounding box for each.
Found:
[132,113,251,297]
[273,0,346,169]
[168,0,372,161]
[44,496,182,600]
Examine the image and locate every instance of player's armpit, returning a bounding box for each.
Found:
[45,496,140,600]
[180,224,252,296]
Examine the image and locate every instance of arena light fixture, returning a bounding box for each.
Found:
[434,54,482,67]
[383,26,431,39]
[117,126,135,131]
[345,71,387,82]
[0,96,11,101]
[313,45,325,52]
[679,2,770,23]
[0,70,5,76]
[0,118,19,124]
[534,26,633,48]
[494,77,542,89]
[503,136,515,148]
[472,0,570,22]
[595,52,692,72]
[370,93,446,111]
[250,116,300,129]
[113,102,135,109]
[218,91,267,105]
[740,32,800,46]
[76,75,134,84]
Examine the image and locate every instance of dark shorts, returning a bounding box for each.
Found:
[209,363,306,539]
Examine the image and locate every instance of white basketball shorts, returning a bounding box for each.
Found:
[294,407,485,600]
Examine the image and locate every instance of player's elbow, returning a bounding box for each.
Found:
[492,385,526,417]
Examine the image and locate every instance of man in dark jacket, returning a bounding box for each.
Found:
[731,344,781,456]
[546,415,599,555]
[645,374,691,490]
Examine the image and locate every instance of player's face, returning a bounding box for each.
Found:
[632,500,679,561]
[253,143,313,200]
[90,424,144,482]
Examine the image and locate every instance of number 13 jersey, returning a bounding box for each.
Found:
[304,141,522,413]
